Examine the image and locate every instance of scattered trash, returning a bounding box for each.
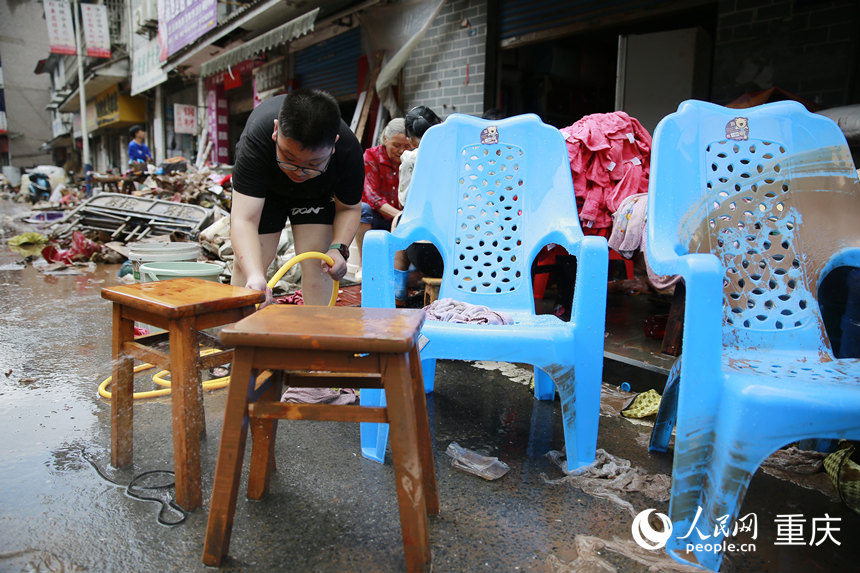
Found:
[41,231,102,264]
[546,535,714,573]
[118,260,134,277]
[599,383,654,428]
[620,388,661,418]
[823,441,860,514]
[761,445,837,500]
[446,441,510,480]
[23,210,66,224]
[471,361,533,386]
[0,261,27,271]
[8,232,49,247]
[545,448,671,516]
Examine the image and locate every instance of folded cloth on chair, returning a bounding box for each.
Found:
[280,387,358,405]
[424,297,513,325]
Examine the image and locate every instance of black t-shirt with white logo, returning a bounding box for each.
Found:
[232,94,363,205]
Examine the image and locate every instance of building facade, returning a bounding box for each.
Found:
[7,0,858,175]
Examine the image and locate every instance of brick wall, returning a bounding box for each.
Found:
[401,0,488,118]
[713,0,859,107]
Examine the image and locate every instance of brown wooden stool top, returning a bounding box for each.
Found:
[101,277,264,318]
[221,305,425,353]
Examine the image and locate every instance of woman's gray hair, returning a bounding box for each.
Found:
[380,118,407,144]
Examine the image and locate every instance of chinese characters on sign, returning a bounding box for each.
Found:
[45,0,76,56]
[174,104,197,135]
[206,85,229,164]
[81,3,111,58]
[158,0,218,59]
[131,35,168,96]
[253,58,286,107]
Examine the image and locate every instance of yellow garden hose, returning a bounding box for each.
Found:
[99,252,338,400]
[98,348,229,400]
[265,251,339,307]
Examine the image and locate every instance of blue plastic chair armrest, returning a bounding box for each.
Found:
[570,235,609,340]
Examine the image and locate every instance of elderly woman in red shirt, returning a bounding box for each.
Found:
[355,118,413,296]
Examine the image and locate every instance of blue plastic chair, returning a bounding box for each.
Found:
[646,100,860,571]
[360,113,608,472]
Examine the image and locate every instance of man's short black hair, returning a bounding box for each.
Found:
[129,124,145,139]
[277,89,341,149]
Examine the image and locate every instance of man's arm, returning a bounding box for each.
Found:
[323,198,361,280]
[230,191,269,291]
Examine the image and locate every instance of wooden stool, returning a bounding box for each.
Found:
[101,277,264,510]
[202,305,438,571]
[422,277,442,306]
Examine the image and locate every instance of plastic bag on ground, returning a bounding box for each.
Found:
[446,442,510,480]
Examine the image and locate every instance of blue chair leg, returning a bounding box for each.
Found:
[665,432,778,572]
[359,388,388,463]
[527,398,554,460]
[360,357,437,463]
[422,358,437,394]
[554,363,599,471]
[649,358,681,453]
[533,366,555,400]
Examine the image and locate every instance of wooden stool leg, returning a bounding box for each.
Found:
[203,348,256,566]
[383,353,431,572]
[409,348,438,516]
[661,282,685,356]
[169,317,203,511]
[248,370,284,500]
[195,354,206,439]
[110,303,135,468]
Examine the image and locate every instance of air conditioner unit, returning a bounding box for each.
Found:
[134,0,158,34]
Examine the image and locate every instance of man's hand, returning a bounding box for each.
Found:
[322,249,348,281]
[245,274,274,308]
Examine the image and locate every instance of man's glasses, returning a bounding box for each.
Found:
[276,147,335,177]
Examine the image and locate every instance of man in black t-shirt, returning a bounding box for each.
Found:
[230,89,363,307]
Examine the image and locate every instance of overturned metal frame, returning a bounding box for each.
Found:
[52,193,212,241]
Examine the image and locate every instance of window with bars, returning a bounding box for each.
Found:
[103,0,124,45]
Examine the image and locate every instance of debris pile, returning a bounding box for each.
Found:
[2,164,238,273]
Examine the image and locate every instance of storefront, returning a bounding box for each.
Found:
[87,84,147,171]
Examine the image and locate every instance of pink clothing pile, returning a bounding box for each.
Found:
[559,112,652,230]
[425,298,513,325]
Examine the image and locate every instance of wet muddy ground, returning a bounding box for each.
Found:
[1,198,857,572]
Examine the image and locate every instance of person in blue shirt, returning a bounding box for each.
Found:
[128,125,152,165]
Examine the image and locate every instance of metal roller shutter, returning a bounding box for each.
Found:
[294,27,361,100]
[500,0,665,45]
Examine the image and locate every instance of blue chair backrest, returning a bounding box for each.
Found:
[395,113,583,312]
[649,100,860,355]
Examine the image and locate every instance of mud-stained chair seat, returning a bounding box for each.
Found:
[360,113,608,472]
[646,99,860,571]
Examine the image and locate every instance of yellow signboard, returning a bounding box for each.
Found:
[92,85,146,129]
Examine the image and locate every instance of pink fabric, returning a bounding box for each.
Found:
[560,111,652,229]
[362,144,401,217]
